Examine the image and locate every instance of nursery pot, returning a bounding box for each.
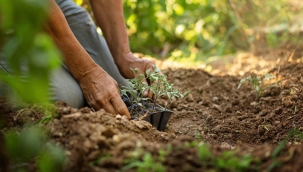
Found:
[122,96,173,131]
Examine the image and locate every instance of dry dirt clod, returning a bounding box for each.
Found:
[102,128,117,138]
[133,120,152,130]
[212,97,219,102]
[63,113,82,118]
[250,102,258,106]
[186,94,195,102]
[212,104,221,112]
[220,142,236,149]
[170,100,178,109]
[271,86,281,96]
[224,106,233,113]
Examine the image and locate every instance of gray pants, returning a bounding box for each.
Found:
[0,8,128,108]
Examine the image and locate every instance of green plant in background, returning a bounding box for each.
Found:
[122,0,294,61]
[0,0,61,105]
[75,0,299,63]
[0,0,65,171]
[123,0,238,59]
[237,73,276,97]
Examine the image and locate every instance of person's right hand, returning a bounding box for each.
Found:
[78,66,130,119]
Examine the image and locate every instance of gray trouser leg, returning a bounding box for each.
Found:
[0,11,129,108]
[51,11,129,108]
[50,67,86,108]
[64,12,129,87]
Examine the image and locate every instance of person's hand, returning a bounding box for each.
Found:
[117,52,162,98]
[78,66,131,119]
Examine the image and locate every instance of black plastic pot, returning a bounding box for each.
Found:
[122,96,173,131]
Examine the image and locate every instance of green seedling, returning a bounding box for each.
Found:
[121,66,183,114]
[237,73,276,97]
[146,66,183,111]
[121,68,149,114]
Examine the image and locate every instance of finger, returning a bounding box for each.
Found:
[111,97,131,119]
[147,89,154,99]
[89,100,101,111]
[101,101,116,115]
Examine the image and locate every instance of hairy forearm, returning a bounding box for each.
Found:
[45,0,101,81]
[89,0,130,65]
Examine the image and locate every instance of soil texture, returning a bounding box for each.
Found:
[2,45,303,172]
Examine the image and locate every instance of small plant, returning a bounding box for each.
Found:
[120,68,149,114]
[146,66,183,110]
[121,66,183,117]
[237,73,276,97]
[122,147,168,172]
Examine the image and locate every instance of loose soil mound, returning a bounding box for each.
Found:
[2,46,303,171]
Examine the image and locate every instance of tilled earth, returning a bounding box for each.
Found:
[2,47,303,172]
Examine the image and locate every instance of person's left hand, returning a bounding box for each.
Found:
[116,52,161,98]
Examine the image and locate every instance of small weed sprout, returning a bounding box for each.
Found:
[237,73,276,96]
[121,66,183,114]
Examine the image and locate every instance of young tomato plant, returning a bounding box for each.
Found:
[146,66,183,111]
[121,66,183,116]
[120,68,149,114]
[237,73,276,97]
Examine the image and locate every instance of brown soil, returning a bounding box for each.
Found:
[2,45,303,172]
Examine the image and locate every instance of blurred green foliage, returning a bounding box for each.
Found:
[77,0,299,62]
[0,0,61,104]
[122,0,294,61]
[0,0,65,171]
[123,0,235,57]
[5,127,65,172]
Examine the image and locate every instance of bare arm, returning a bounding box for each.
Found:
[89,0,130,65]
[45,0,130,118]
[46,1,99,80]
[89,0,157,97]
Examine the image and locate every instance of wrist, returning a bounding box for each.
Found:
[73,62,102,82]
[115,51,134,69]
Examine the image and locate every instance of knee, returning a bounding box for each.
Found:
[50,68,86,108]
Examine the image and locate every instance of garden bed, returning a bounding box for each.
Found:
[2,46,303,171]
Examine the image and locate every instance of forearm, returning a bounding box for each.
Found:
[89,0,130,66]
[45,0,101,81]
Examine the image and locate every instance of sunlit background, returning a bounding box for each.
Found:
[74,0,303,67]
